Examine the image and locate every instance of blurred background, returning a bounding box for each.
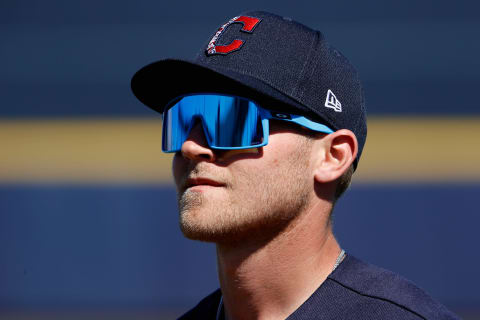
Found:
[1,1,479,319]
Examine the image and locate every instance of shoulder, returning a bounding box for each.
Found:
[323,255,459,319]
[177,288,222,320]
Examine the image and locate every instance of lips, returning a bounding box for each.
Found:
[184,177,225,191]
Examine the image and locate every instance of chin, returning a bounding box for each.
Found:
[179,210,231,243]
[180,223,228,243]
[177,192,235,242]
[179,209,292,246]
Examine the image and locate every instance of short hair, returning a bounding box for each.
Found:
[334,164,354,201]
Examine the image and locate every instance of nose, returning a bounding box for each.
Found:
[180,121,216,162]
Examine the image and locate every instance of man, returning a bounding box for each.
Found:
[131,11,458,320]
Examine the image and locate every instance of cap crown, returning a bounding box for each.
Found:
[195,11,367,165]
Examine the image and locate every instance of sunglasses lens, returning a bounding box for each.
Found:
[162,95,265,152]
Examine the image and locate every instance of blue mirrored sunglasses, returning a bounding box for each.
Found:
[162,94,334,153]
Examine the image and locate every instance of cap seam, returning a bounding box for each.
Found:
[290,30,318,99]
[297,31,322,103]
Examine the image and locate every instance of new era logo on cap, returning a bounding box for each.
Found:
[325,89,342,112]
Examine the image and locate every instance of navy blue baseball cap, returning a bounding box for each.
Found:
[131,11,367,168]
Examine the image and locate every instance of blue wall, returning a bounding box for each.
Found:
[1,184,479,313]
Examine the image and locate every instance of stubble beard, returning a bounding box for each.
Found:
[177,142,312,244]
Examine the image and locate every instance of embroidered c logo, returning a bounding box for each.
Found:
[206,16,261,55]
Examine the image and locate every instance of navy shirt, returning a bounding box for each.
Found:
[178,255,459,319]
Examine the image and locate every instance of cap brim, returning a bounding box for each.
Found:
[131,59,316,118]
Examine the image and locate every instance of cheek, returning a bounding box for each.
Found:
[228,155,282,190]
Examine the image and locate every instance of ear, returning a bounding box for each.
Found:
[313,129,358,183]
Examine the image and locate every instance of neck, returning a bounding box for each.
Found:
[216,201,341,320]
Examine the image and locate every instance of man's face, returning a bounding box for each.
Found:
[172,120,316,244]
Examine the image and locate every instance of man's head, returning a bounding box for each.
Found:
[131,11,366,243]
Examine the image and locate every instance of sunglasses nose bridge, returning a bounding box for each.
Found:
[180,120,216,162]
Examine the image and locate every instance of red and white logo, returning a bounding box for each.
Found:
[206,16,261,55]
